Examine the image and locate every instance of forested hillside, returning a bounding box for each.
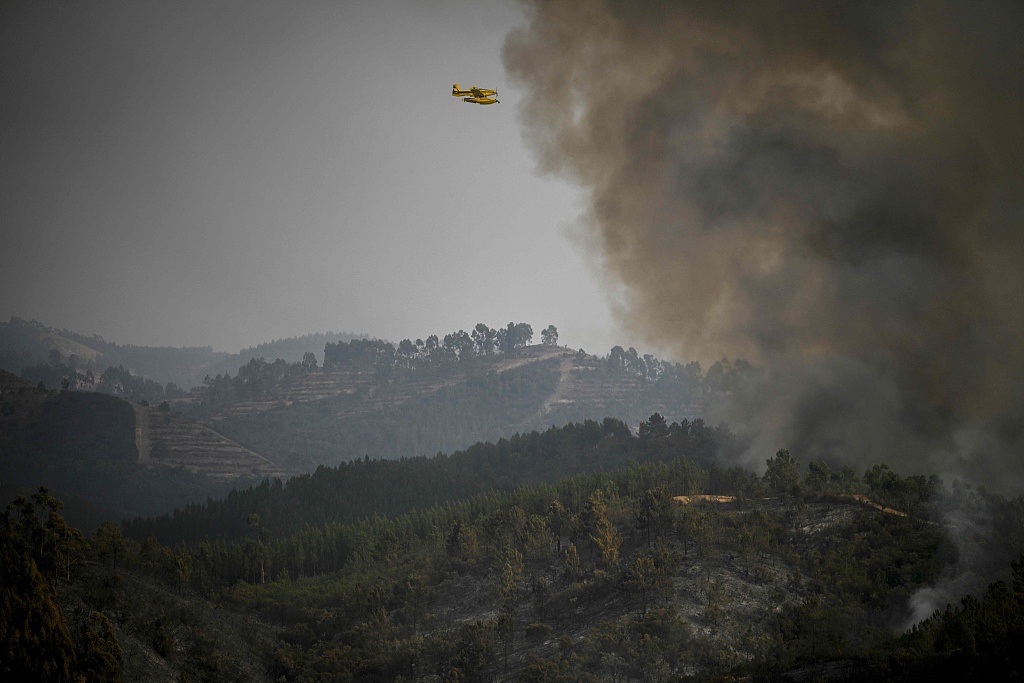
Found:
[6,433,1024,682]
[9,321,1023,681]
[180,325,743,471]
[205,353,568,471]
[0,378,251,522]
[125,415,732,544]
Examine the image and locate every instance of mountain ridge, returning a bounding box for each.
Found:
[0,317,368,388]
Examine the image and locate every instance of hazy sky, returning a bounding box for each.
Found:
[1,0,629,355]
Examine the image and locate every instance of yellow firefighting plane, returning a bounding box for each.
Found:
[452,83,499,105]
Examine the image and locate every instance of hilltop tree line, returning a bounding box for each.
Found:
[188,322,553,414]
[125,414,731,544]
[188,323,751,468]
[322,322,555,370]
[15,349,189,405]
[195,355,321,411]
[11,320,750,435]
[134,411,949,552]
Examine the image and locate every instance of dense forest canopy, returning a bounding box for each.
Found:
[5,440,1024,682]
[124,415,730,544]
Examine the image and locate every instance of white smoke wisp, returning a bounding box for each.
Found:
[901,483,992,630]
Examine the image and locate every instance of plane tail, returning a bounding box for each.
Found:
[452,83,460,96]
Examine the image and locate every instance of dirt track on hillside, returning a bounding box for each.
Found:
[540,354,576,415]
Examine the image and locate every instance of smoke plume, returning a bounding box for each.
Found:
[505,0,1024,489]
[902,484,993,628]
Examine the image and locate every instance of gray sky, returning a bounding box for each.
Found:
[1,0,629,355]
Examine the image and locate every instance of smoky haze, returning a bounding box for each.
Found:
[505,0,1024,490]
[0,0,624,356]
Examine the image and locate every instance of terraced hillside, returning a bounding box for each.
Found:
[215,344,566,419]
[136,405,284,481]
[0,341,718,482]
[200,345,711,472]
[540,351,703,428]
[211,345,699,429]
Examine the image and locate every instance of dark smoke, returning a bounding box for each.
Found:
[505,0,1024,490]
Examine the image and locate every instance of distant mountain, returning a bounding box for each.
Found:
[0,317,228,388]
[0,317,109,368]
[0,317,367,388]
